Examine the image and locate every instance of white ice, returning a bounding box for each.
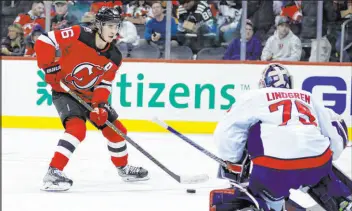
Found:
[2,128,351,211]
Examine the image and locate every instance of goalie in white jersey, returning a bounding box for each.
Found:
[212,63,351,211]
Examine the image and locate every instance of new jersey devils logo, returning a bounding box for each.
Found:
[65,62,111,89]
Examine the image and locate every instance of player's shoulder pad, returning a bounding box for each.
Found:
[107,43,122,67]
[77,25,95,47]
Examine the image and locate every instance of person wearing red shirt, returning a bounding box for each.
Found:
[90,0,123,14]
[14,1,45,37]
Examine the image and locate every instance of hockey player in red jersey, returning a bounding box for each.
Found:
[35,7,149,192]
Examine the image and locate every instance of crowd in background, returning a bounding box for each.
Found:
[1,0,352,62]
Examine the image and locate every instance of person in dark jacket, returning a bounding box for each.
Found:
[247,0,275,43]
[300,0,337,40]
[24,24,44,57]
[300,0,337,61]
[223,19,262,60]
[51,1,79,30]
[1,23,25,56]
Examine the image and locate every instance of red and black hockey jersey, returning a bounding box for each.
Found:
[34,25,122,106]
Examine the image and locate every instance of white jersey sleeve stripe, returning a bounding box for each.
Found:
[37,34,56,47]
[101,80,112,85]
[48,31,59,48]
[94,85,112,92]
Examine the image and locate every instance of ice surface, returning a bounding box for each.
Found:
[2,129,351,211]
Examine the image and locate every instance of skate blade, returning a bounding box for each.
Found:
[122,175,150,182]
[40,182,71,192]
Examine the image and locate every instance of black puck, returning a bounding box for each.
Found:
[186,189,196,194]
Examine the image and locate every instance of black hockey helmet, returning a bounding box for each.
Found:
[95,7,122,25]
[95,7,121,42]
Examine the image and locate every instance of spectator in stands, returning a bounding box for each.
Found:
[161,0,179,19]
[329,0,352,62]
[80,12,96,28]
[1,23,25,56]
[51,1,79,30]
[143,1,178,48]
[300,0,337,62]
[90,0,123,14]
[278,1,302,36]
[14,1,45,37]
[116,6,140,49]
[216,0,243,43]
[261,16,302,61]
[279,1,302,22]
[223,20,262,60]
[69,0,92,21]
[247,1,275,43]
[24,24,44,57]
[176,0,217,53]
[124,1,153,25]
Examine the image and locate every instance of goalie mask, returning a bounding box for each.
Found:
[259,63,292,89]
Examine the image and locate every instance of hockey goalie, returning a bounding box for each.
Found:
[210,63,352,211]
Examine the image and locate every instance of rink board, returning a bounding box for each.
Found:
[1,59,351,139]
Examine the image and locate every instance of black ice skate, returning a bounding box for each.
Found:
[117,165,149,182]
[41,167,73,191]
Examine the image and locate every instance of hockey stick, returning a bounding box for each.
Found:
[152,118,252,183]
[59,81,209,184]
[152,117,227,168]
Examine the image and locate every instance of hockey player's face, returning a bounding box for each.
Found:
[102,22,119,43]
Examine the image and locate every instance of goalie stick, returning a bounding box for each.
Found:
[59,81,208,184]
